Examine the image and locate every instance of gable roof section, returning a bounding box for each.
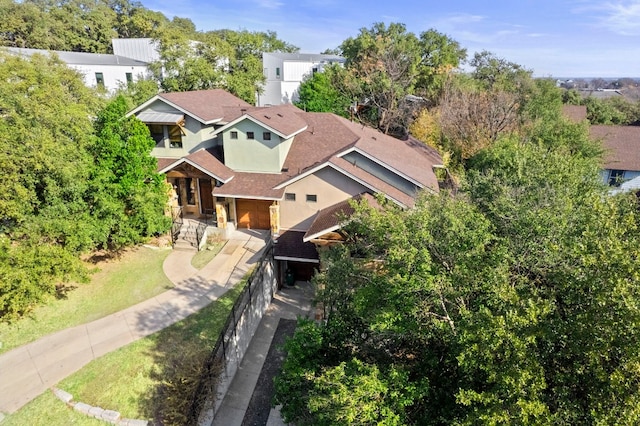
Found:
[158,148,234,182]
[128,89,252,125]
[6,47,148,66]
[591,125,640,171]
[303,193,379,242]
[213,104,308,139]
[273,113,442,201]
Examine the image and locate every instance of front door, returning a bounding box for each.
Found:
[199,179,214,214]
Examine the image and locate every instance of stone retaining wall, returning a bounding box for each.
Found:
[52,388,148,425]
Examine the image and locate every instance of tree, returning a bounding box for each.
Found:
[276,107,640,424]
[0,51,101,320]
[415,29,467,100]
[88,96,171,250]
[295,64,353,116]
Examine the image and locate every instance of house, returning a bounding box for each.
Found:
[590,125,640,188]
[127,89,444,282]
[259,52,345,106]
[5,47,150,92]
[112,38,160,63]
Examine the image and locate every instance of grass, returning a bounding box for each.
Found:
[0,246,173,355]
[2,281,247,426]
[190,240,226,270]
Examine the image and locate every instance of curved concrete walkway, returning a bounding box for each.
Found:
[0,230,268,415]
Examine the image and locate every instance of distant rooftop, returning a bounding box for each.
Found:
[263,52,344,63]
[5,47,149,66]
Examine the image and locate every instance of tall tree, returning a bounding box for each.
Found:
[276,105,640,424]
[88,96,171,250]
[0,51,101,320]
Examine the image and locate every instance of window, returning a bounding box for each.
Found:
[312,67,318,74]
[276,67,280,79]
[608,169,624,186]
[230,131,238,139]
[95,72,104,88]
[247,131,255,139]
[306,194,317,202]
[285,193,296,201]
[148,124,164,145]
[263,132,271,140]
[125,72,133,84]
[168,125,183,149]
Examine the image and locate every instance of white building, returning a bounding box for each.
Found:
[5,47,150,93]
[112,38,160,63]
[259,52,345,106]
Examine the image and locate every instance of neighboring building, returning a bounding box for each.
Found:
[591,125,640,187]
[259,52,345,106]
[112,38,160,63]
[127,89,444,282]
[5,47,150,92]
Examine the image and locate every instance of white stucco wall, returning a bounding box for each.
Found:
[71,63,149,92]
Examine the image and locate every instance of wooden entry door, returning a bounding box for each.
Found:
[198,179,214,214]
[236,199,272,229]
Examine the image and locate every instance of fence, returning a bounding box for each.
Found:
[186,242,277,425]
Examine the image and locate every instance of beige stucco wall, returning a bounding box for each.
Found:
[222,120,291,173]
[279,167,369,231]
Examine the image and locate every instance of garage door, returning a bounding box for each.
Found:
[236,199,272,229]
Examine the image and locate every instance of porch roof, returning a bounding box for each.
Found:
[157,147,235,183]
[211,172,286,200]
[303,193,379,242]
[274,230,319,262]
[136,110,184,124]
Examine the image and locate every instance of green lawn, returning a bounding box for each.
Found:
[0,246,173,355]
[190,240,226,270]
[2,282,246,426]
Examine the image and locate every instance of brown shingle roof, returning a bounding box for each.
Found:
[303,193,378,242]
[245,104,308,137]
[212,172,285,199]
[184,148,234,182]
[273,230,319,261]
[159,89,252,123]
[562,105,588,123]
[590,125,640,171]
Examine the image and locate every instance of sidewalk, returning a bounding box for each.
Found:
[0,229,268,414]
[211,280,315,426]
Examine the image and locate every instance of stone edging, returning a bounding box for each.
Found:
[52,388,148,425]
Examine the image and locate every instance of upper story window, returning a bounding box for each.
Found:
[147,124,183,148]
[285,193,296,201]
[230,131,238,139]
[125,72,133,84]
[247,131,255,139]
[149,124,164,145]
[276,67,280,79]
[168,125,183,149]
[306,194,317,202]
[263,132,271,141]
[95,72,104,88]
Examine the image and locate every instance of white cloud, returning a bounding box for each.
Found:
[600,1,640,35]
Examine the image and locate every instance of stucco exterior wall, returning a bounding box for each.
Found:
[279,167,369,231]
[222,121,289,172]
[71,64,149,92]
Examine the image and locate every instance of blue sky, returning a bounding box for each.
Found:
[143,0,640,78]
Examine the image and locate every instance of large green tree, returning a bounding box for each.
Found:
[88,96,171,250]
[275,101,640,424]
[0,51,101,320]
